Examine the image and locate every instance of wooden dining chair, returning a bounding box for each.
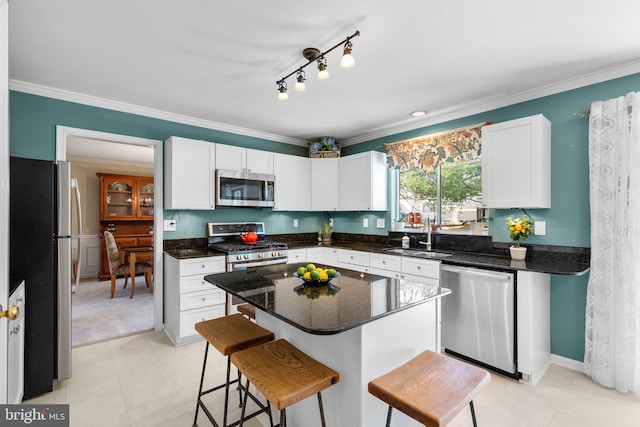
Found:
[104,231,152,298]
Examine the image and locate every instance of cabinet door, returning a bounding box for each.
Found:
[246,148,274,174]
[481,115,551,208]
[310,158,338,211]
[101,176,135,220]
[215,144,246,171]
[322,247,338,266]
[136,178,155,220]
[338,151,387,211]
[165,137,216,210]
[287,248,307,264]
[273,153,310,211]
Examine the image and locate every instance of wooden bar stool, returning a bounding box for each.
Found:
[368,350,490,427]
[193,314,275,427]
[237,303,256,320]
[231,338,340,427]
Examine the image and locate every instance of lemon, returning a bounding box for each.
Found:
[303,272,311,280]
[306,263,316,272]
[326,269,337,278]
[319,272,329,281]
[296,266,307,276]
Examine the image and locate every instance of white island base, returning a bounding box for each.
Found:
[254,298,442,427]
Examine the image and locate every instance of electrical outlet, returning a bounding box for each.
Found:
[329,218,334,227]
[534,221,546,236]
[376,218,385,228]
[164,219,177,232]
[363,218,369,228]
[293,218,299,228]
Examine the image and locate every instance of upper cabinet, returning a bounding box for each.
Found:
[338,151,388,211]
[165,136,216,210]
[481,115,551,208]
[98,173,154,220]
[215,144,274,175]
[310,158,338,211]
[273,153,310,211]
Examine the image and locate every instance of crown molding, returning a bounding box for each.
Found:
[340,60,640,146]
[9,80,308,147]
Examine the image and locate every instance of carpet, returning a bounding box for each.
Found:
[72,276,154,347]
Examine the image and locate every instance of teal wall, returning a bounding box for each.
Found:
[346,72,640,362]
[10,72,640,362]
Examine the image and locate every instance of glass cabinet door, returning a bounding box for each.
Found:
[138,179,154,219]
[103,177,134,219]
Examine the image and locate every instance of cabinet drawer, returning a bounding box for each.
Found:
[370,253,401,271]
[180,257,225,276]
[180,288,225,310]
[337,249,370,266]
[369,267,401,279]
[287,249,307,264]
[401,274,439,287]
[401,257,440,280]
[338,261,369,274]
[180,275,216,294]
[180,305,226,338]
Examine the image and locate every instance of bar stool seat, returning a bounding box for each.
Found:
[231,338,340,427]
[368,350,490,427]
[193,314,275,427]
[237,303,256,320]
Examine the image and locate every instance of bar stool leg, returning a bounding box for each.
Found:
[317,392,326,427]
[238,378,274,427]
[237,368,243,407]
[470,400,478,427]
[385,406,393,427]
[279,409,286,427]
[193,342,210,427]
[223,356,232,427]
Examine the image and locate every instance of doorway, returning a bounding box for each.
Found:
[56,126,164,347]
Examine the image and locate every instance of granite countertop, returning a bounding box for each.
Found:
[204,262,450,335]
[164,248,226,259]
[287,241,590,276]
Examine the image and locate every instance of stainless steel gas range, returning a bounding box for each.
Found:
[206,222,288,313]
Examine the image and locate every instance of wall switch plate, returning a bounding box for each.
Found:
[376,218,385,228]
[534,221,546,236]
[164,219,177,232]
[293,218,299,227]
[363,218,369,228]
[329,218,334,227]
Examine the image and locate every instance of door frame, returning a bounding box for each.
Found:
[55,126,164,331]
[0,0,9,405]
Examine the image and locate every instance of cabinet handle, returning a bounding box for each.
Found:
[417,266,422,270]
[350,256,354,260]
[202,297,206,301]
[382,260,386,265]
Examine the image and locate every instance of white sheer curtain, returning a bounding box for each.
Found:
[585,91,640,394]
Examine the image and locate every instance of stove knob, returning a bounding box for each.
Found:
[236,255,242,261]
[271,251,276,257]
[278,251,283,256]
[244,254,249,260]
[257,253,264,258]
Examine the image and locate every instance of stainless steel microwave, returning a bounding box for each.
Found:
[215,169,275,208]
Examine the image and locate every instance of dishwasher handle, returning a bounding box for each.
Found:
[441,264,514,281]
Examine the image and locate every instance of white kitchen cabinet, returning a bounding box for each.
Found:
[338,151,388,211]
[337,249,370,273]
[369,253,402,279]
[164,254,226,345]
[287,248,307,264]
[310,158,338,211]
[323,247,339,266]
[306,246,338,266]
[164,136,216,210]
[273,153,310,211]
[215,143,274,174]
[401,256,440,286]
[482,114,551,208]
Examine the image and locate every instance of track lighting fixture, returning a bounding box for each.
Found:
[275,30,360,100]
[317,57,330,80]
[277,81,288,101]
[294,69,306,91]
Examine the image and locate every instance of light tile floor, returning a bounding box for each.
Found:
[25,330,640,427]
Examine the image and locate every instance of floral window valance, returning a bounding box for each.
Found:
[383,121,492,172]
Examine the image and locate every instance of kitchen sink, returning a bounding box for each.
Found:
[381,247,453,258]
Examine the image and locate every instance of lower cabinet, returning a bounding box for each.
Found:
[337,249,370,273]
[164,254,226,345]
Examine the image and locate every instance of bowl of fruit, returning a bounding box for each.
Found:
[294,264,340,285]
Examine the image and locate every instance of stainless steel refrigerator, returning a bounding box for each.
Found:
[9,157,76,399]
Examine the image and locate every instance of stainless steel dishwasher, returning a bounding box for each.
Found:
[440,264,518,378]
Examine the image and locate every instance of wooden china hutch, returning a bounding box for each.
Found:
[97,173,154,280]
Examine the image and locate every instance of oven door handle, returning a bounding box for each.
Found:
[230,258,287,270]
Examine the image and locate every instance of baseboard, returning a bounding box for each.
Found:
[550,353,584,373]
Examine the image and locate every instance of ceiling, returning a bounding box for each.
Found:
[8,1,640,148]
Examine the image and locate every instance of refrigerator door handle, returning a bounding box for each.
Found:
[56,161,72,381]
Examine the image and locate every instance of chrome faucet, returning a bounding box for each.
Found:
[419,216,432,251]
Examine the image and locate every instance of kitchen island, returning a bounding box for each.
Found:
[204,263,451,427]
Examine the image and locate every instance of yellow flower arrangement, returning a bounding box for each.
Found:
[507,215,532,247]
